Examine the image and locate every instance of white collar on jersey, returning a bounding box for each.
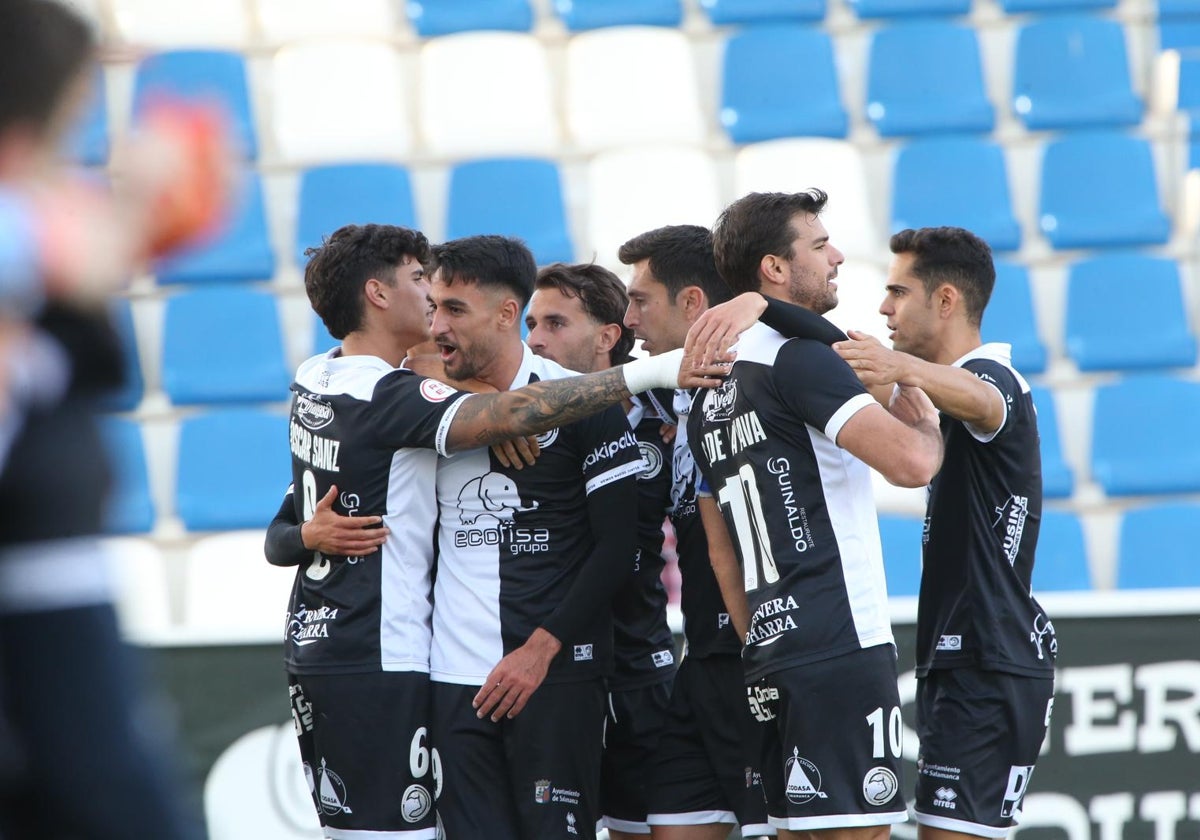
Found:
[951,341,1013,369]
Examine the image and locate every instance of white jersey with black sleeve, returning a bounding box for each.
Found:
[917,342,1055,678]
[284,350,471,676]
[687,323,895,683]
[431,345,643,687]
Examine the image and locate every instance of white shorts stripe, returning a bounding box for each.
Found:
[769,809,908,830]
[324,827,437,839]
[914,809,1013,838]
[646,809,738,826]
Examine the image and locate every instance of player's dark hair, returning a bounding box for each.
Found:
[536,263,636,364]
[890,226,995,328]
[618,224,732,307]
[0,0,96,137]
[713,190,829,295]
[304,223,432,340]
[432,235,537,308]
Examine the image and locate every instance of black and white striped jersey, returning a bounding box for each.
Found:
[430,346,642,687]
[918,343,1055,678]
[284,350,470,676]
[611,389,678,690]
[689,323,894,683]
[669,388,744,658]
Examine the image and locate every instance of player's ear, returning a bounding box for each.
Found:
[595,322,622,355]
[364,277,389,309]
[497,296,521,329]
[678,286,705,319]
[758,253,786,292]
[935,283,958,319]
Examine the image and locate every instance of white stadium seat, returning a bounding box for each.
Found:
[735,139,883,262]
[112,0,251,47]
[181,530,295,641]
[566,27,705,151]
[254,0,398,42]
[419,33,559,158]
[103,537,174,643]
[272,40,413,163]
[585,145,721,268]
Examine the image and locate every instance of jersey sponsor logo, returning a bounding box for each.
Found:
[290,420,341,472]
[863,767,899,805]
[638,440,664,479]
[652,649,674,668]
[573,644,593,662]
[419,378,456,403]
[917,757,962,782]
[747,684,779,722]
[746,595,800,646]
[703,379,738,424]
[933,787,958,810]
[784,749,828,804]
[669,441,697,519]
[535,779,552,803]
[295,393,335,431]
[534,779,581,806]
[583,430,639,471]
[567,812,578,835]
[717,612,731,630]
[536,428,559,449]
[700,410,767,466]
[767,456,814,553]
[457,471,539,525]
[1000,764,1035,818]
[937,634,962,651]
[305,758,353,815]
[992,494,1030,566]
[289,682,314,735]
[401,784,432,823]
[289,604,339,646]
[1031,613,1058,661]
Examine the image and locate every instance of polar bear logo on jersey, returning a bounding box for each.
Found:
[458,472,539,525]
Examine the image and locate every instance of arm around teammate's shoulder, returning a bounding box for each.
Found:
[901,358,1006,436]
[835,391,943,488]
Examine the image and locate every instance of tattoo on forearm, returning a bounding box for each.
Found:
[452,368,629,447]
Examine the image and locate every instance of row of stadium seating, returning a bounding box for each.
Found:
[81,0,1189,47]
[70,20,1176,166]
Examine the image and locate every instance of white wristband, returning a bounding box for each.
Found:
[621,348,683,395]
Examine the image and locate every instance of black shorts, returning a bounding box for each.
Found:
[754,644,907,831]
[914,668,1055,837]
[600,680,672,834]
[287,671,436,837]
[432,679,606,840]
[646,655,773,835]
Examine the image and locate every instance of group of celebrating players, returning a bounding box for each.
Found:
[269,187,1057,840]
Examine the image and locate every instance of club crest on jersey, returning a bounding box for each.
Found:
[863,767,899,805]
[401,784,432,823]
[534,779,552,804]
[419,378,456,403]
[638,441,664,479]
[703,380,738,423]
[535,428,559,449]
[457,472,539,525]
[295,393,335,431]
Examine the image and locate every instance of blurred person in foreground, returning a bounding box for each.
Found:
[0,1,229,836]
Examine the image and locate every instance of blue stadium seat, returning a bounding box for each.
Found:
[405,0,533,35]
[879,514,923,597]
[1012,16,1142,131]
[891,137,1020,251]
[867,23,993,136]
[64,70,108,166]
[1158,0,1200,17]
[1159,20,1200,52]
[1030,386,1074,499]
[446,159,573,265]
[99,417,155,535]
[983,262,1046,375]
[1065,254,1196,371]
[176,408,291,531]
[102,299,145,413]
[554,0,683,30]
[132,50,257,159]
[999,0,1114,13]
[1038,133,1169,250]
[721,26,847,143]
[154,173,275,284]
[701,0,826,24]
[162,286,290,406]
[847,0,969,19]
[295,164,417,266]
[1176,56,1200,135]
[1033,510,1091,591]
[1091,374,1200,495]
[1117,503,1200,588]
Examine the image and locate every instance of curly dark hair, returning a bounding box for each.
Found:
[304,224,432,340]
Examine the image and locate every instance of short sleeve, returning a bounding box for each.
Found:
[771,339,874,443]
[367,371,472,455]
[960,359,1016,443]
